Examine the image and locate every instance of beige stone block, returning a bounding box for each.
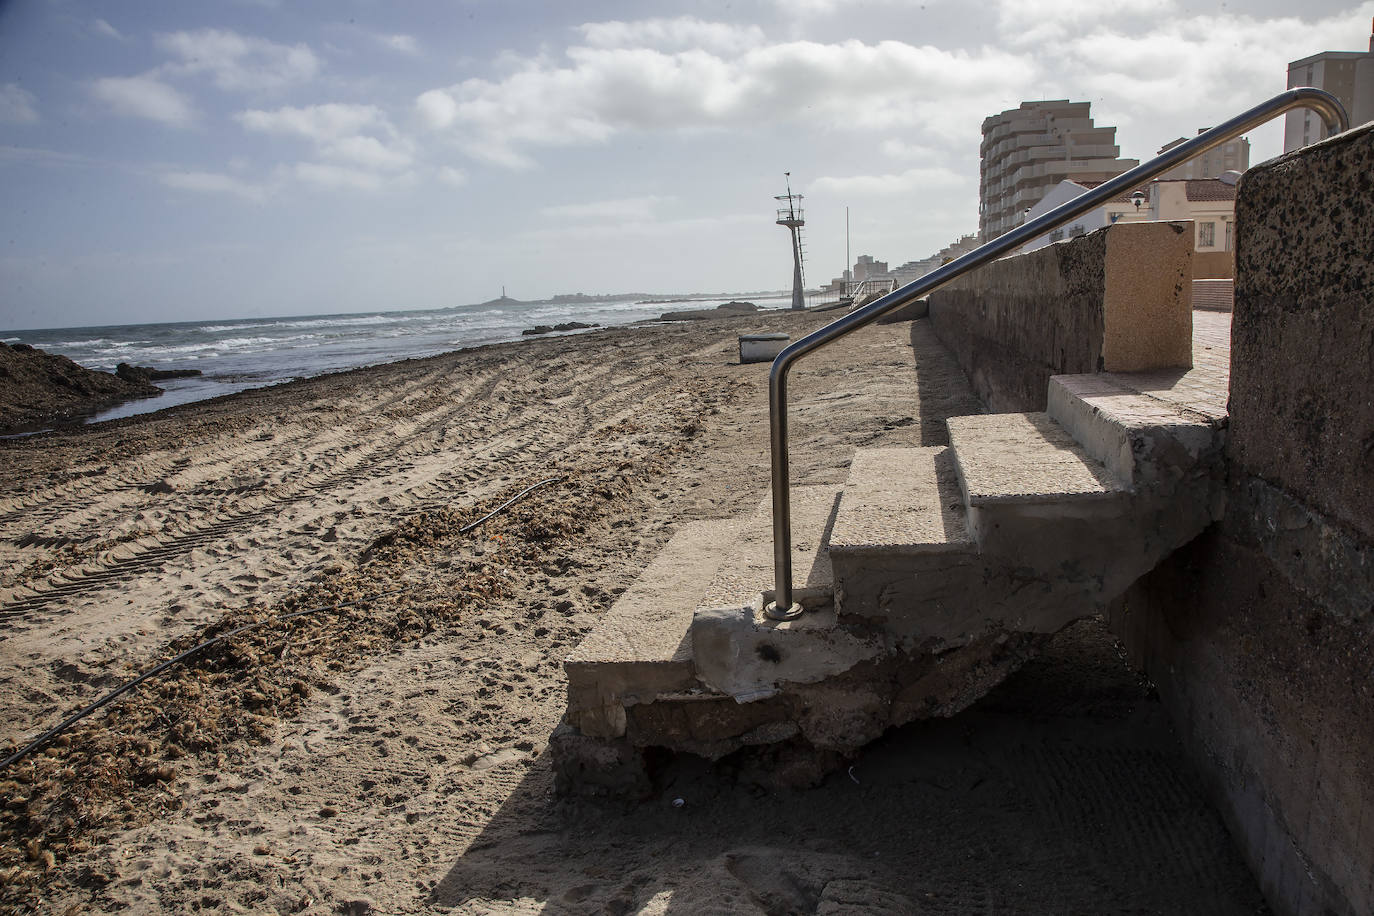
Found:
[1102,221,1193,372]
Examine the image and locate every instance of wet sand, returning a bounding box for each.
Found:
[0,312,1265,913]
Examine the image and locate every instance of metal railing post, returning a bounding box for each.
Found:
[763,87,1348,620]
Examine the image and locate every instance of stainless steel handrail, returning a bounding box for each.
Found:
[764,87,1349,620]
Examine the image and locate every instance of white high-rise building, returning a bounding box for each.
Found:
[979,100,1139,242]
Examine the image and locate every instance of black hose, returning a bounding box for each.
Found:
[0,588,408,771]
[0,474,566,771]
[459,476,564,534]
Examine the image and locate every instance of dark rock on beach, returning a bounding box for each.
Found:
[0,342,162,433]
[522,321,599,336]
[659,300,760,321]
[115,362,204,383]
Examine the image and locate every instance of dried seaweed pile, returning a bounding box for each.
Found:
[0,387,718,907]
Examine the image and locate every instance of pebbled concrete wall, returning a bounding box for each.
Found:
[928,220,1193,412]
[1115,122,1374,916]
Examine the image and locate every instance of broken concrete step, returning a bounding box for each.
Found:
[827,447,987,642]
[1047,373,1224,487]
[690,485,846,700]
[564,485,839,740]
[564,516,746,739]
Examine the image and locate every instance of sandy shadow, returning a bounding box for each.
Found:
[428,620,1265,914]
[907,319,986,446]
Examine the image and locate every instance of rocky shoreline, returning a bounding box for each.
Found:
[0,342,161,433]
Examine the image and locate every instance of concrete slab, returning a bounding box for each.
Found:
[828,447,987,644]
[692,603,886,701]
[828,447,971,554]
[1047,374,1222,487]
[564,517,745,737]
[697,484,841,612]
[947,412,1124,506]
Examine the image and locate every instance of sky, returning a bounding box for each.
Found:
[1,0,1371,330]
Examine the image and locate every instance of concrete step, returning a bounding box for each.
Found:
[564,516,745,739]
[563,484,839,741]
[827,447,985,644]
[946,412,1130,572]
[1047,372,1224,488]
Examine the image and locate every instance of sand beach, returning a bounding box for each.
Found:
[0,311,1266,913]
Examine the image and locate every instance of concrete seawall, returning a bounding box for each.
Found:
[928,122,1374,916]
[928,220,1193,412]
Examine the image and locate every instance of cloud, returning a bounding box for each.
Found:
[237,103,413,171]
[293,162,389,191]
[992,0,1177,45]
[156,28,320,92]
[540,195,669,221]
[436,166,467,188]
[0,84,38,124]
[238,103,386,141]
[880,139,940,160]
[812,166,970,196]
[91,75,196,126]
[161,170,267,201]
[381,34,420,55]
[415,89,459,128]
[415,27,1036,167]
[1041,7,1373,131]
[577,17,766,54]
[91,18,124,41]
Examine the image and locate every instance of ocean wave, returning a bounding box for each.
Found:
[200,322,276,333]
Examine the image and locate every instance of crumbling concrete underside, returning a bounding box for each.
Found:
[554,296,1227,793]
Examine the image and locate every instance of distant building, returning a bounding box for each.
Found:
[979,100,1139,242]
[891,234,980,285]
[1284,21,1374,152]
[852,255,889,283]
[1155,130,1250,179]
[1020,176,1239,276]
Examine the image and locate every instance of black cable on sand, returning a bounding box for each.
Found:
[0,475,565,771]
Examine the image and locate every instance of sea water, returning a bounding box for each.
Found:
[3,295,787,426]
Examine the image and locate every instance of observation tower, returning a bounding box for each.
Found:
[775,173,806,310]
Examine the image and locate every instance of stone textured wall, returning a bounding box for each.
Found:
[928,221,1192,412]
[1115,122,1374,916]
[1229,123,1374,542]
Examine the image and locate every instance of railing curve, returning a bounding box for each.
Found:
[764,87,1349,620]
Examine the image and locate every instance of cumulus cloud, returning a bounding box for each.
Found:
[91,75,196,126]
[237,103,414,171]
[161,170,267,201]
[415,89,459,129]
[993,0,1178,45]
[237,103,386,141]
[156,28,320,92]
[577,17,766,54]
[0,84,38,124]
[415,26,1036,167]
[541,195,669,221]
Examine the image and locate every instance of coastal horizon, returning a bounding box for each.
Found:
[2,290,795,428]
